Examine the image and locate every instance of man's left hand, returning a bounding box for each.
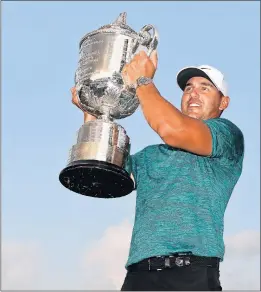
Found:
[121,50,158,87]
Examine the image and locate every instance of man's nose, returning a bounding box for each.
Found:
[190,88,199,98]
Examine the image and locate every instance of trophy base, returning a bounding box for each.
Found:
[59,160,134,199]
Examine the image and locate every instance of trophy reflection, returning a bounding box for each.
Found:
[59,12,158,198]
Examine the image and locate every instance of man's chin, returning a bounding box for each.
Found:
[181,108,205,119]
[189,114,201,119]
[184,112,202,119]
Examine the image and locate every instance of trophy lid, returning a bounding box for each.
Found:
[79,12,137,47]
[99,12,136,33]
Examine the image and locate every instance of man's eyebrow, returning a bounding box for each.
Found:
[185,81,214,88]
[200,82,214,87]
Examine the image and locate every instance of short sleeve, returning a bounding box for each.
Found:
[124,151,142,190]
[203,118,244,160]
[124,154,133,174]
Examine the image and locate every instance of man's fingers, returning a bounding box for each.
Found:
[139,50,147,58]
[71,87,77,103]
[71,87,81,108]
[122,63,128,73]
[150,50,158,69]
[134,51,156,69]
[71,87,77,97]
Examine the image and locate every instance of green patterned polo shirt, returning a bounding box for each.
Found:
[126,118,244,267]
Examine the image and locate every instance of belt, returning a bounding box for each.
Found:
[127,253,220,272]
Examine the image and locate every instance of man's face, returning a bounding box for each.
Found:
[181,76,229,120]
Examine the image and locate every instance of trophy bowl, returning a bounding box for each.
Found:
[74,12,158,120]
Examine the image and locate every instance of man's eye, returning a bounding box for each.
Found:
[185,86,192,92]
[201,86,209,91]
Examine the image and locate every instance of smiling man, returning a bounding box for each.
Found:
[71,51,244,291]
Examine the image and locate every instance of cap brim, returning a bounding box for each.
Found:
[177,67,214,91]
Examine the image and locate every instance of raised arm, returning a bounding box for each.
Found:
[121,51,230,156]
[135,82,213,156]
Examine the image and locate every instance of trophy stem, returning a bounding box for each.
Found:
[99,114,114,122]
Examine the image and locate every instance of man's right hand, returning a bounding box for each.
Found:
[71,87,97,123]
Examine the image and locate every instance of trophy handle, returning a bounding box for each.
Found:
[138,24,159,56]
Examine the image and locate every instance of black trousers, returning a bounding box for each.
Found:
[121,264,222,291]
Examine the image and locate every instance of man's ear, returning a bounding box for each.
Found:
[219,96,230,110]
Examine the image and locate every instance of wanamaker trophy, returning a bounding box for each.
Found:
[59,12,159,199]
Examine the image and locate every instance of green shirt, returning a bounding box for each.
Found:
[126,118,244,267]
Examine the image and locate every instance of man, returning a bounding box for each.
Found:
[71,51,244,291]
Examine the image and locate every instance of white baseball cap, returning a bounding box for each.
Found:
[176,65,228,96]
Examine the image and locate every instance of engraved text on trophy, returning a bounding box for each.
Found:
[76,34,132,83]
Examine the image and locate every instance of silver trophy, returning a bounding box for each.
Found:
[59,12,158,198]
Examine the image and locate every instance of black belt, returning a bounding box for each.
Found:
[127,253,220,272]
